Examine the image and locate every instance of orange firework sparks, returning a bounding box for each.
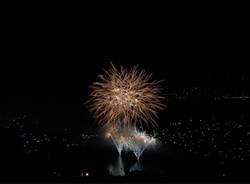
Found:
[87,63,165,128]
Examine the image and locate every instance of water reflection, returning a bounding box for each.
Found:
[107,154,144,176]
[107,155,125,176]
[129,160,143,172]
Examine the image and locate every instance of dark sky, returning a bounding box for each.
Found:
[1,12,248,126]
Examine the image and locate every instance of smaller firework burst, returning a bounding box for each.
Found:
[106,126,157,160]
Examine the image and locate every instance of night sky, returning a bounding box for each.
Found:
[0,7,249,182]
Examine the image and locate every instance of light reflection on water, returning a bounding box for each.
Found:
[106,155,144,176]
[107,155,125,176]
[129,161,143,172]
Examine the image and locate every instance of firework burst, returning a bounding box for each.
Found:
[87,63,165,128]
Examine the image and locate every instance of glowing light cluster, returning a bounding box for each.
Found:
[87,63,165,128]
[106,126,156,159]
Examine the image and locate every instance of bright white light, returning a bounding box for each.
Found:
[106,126,157,160]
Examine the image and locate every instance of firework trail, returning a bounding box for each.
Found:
[87,63,165,128]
